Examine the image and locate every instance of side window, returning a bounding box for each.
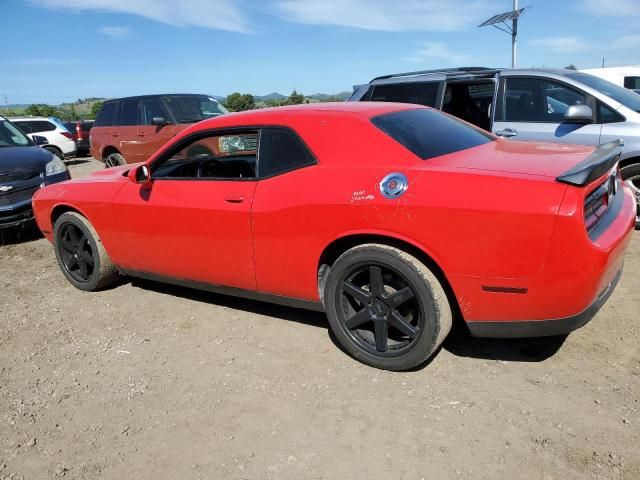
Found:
[118,99,139,126]
[14,122,32,134]
[597,102,625,124]
[623,76,640,89]
[95,102,116,126]
[442,82,494,130]
[371,82,440,107]
[152,131,258,180]
[541,80,585,122]
[502,77,544,122]
[258,128,316,178]
[140,98,169,125]
[29,121,56,133]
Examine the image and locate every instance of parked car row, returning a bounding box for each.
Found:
[32,102,636,370]
[3,66,639,370]
[348,66,640,227]
[63,120,94,156]
[0,116,70,229]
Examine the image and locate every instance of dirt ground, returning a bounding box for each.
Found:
[0,158,638,480]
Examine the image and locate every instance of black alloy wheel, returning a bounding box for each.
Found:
[58,223,95,282]
[339,264,422,354]
[324,244,452,371]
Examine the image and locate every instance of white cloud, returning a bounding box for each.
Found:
[583,0,640,17]
[405,42,471,64]
[29,0,250,32]
[99,26,130,38]
[529,36,591,53]
[275,0,497,32]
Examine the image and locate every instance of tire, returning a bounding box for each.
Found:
[53,212,119,291]
[104,152,125,168]
[324,244,452,371]
[45,146,63,160]
[621,163,640,230]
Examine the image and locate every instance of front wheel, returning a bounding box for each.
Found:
[44,146,63,160]
[104,152,125,168]
[621,163,640,229]
[324,244,452,371]
[53,212,119,291]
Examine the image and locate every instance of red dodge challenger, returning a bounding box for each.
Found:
[32,103,635,370]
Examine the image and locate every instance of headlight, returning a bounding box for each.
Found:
[45,158,68,176]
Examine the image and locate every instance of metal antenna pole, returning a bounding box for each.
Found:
[512,0,518,68]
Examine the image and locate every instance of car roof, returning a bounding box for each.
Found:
[8,116,53,121]
[103,93,217,103]
[191,102,422,129]
[368,66,576,84]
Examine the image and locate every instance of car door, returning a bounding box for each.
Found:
[112,98,141,163]
[137,97,178,162]
[112,129,258,290]
[493,76,601,145]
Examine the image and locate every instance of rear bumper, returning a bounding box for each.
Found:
[466,267,623,338]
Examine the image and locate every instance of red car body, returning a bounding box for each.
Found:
[33,103,635,341]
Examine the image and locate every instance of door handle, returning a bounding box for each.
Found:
[137,132,145,137]
[224,193,245,203]
[495,128,518,138]
[112,132,119,137]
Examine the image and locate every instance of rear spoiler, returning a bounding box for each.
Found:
[556,140,623,187]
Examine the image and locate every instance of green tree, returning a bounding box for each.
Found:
[224,92,256,112]
[564,64,577,70]
[287,90,305,105]
[90,101,104,118]
[24,104,58,117]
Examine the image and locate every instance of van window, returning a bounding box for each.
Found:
[118,98,140,126]
[95,102,116,126]
[162,95,228,124]
[140,98,169,125]
[623,76,640,90]
[371,83,440,107]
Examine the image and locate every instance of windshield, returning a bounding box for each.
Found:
[0,119,31,147]
[371,108,494,161]
[565,72,640,113]
[162,95,229,124]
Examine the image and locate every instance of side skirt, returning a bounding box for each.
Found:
[117,267,325,312]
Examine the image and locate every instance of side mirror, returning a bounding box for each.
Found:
[564,104,593,123]
[32,135,48,145]
[129,164,153,190]
[151,117,170,126]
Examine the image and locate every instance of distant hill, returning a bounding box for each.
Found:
[255,92,287,102]
[308,91,352,101]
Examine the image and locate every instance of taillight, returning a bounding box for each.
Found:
[584,173,617,231]
[76,124,83,140]
[60,131,73,140]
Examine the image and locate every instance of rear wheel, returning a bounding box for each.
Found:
[621,163,640,229]
[53,212,119,291]
[324,244,452,371]
[104,152,125,168]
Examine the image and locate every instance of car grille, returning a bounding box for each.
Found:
[0,185,40,207]
[0,169,42,183]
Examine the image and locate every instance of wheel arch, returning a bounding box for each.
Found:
[44,144,63,156]
[317,232,463,323]
[51,203,92,229]
[101,145,121,159]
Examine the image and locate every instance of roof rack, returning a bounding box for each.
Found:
[371,67,498,82]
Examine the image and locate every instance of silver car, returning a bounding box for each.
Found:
[349,67,640,227]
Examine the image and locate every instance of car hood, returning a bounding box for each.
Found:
[0,146,53,171]
[425,139,596,179]
[66,163,140,183]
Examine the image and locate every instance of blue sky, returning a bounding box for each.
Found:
[1,0,639,104]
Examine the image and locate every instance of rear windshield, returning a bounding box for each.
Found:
[162,95,229,124]
[371,108,494,160]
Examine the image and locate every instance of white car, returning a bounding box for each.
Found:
[9,117,77,160]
